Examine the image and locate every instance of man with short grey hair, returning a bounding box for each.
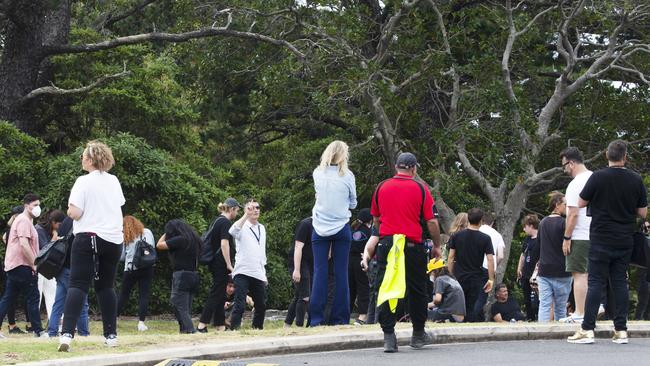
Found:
[568,140,647,345]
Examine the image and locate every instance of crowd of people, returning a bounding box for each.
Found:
[0,139,647,353]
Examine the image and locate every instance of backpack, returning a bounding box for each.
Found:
[132,236,157,269]
[199,216,224,265]
[35,234,72,279]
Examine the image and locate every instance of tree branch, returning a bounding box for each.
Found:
[96,0,159,31]
[373,0,422,66]
[19,68,131,104]
[45,27,305,61]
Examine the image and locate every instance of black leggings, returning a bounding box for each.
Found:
[349,252,369,315]
[117,266,154,321]
[62,233,122,337]
[198,263,229,326]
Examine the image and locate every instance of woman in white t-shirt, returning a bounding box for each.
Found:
[58,140,125,352]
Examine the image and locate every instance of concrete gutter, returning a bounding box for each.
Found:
[20,323,650,366]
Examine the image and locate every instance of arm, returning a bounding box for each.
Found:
[496,241,505,265]
[433,293,443,306]
[156,233,168,250]
[448,249,456,276]
[577,197,589,208]
[493,313,505,323]
[484,254,495,293]
[292,241,304,282]
[220,239,233,272]
[361,234,379,271]
[19,237,36,270]
[563,206,579,255]
[348,174,358,209]
[517,253,525,280]
[426,218,442,259]
[638,207,648,218]
[67,203,83,220]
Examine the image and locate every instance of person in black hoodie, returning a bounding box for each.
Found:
[157,219,201,334]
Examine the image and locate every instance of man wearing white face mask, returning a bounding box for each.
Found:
[0,194,45,338]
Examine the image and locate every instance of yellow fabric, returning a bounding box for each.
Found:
[377,234,406,313]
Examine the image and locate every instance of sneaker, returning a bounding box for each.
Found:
[383,332,398,353]
[0,332,5,339]
[567,329,594,344]
[8,326,26,334]
[559,314,584,323]
[104,334,118,347]
[196,326,208,333]
[58,333,73,352]
[34,330,48,338]
[597,305,606,320]
[353,319,366,326]
[612,330,628,344]
[137,322,148,332]
[410,330,432,349]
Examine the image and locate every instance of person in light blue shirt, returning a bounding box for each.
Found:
[310,140,357,326]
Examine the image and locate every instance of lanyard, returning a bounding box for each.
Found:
[249,225,261,245]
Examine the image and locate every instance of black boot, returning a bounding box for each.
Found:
[383,332,398,353]
[410,330,432,349]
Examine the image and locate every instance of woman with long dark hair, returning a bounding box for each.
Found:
[117,215,155,331]
[157,219,201,334]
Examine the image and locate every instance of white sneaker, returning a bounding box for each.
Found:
[137,321,148,332]
[597,305,606,319]
[612,330,628,344]
[0,332,6,339]
[104,334,118,347]
[40,332,50,339]
[58,333,73,352]
[559,314,584,323]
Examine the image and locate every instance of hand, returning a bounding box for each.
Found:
[562,239,571,256]
[430,246,442,260]
[52,230,59,241]
[483,280,493,293]
[227,264,234,273]
[427,301,435,309]
[360,257,369,272]
[517,268,523,280]
[292,269,301,283]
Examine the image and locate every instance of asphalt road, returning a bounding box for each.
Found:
[234,338,650,366]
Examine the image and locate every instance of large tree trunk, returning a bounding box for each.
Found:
[0,1,47,132]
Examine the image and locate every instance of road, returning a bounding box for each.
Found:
[234,338,650,366]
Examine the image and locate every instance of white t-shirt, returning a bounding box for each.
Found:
[230,220,267,282]
[69,170,125,244]
[565,170,593,241]
[479,225,505,270]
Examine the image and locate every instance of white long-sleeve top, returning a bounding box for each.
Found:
[229,220,267,282]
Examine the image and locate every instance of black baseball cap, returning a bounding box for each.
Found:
[396,152,419,169]
[224,197,242,208]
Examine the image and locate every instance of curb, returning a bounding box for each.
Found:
[20,323,650,366]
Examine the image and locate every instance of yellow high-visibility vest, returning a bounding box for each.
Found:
[377,234,406,313]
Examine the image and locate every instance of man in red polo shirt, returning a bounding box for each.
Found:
[371,152,441,352]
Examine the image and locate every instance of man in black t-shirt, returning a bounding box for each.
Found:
[285,217,313,327]
[448,208,495,322]
[568,140,648,345]
[491,284,525,322]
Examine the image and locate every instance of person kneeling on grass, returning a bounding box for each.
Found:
[427,259,465,323]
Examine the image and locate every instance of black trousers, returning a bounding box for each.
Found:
[117,266,154,321]
[230,274,266,330]
[62,233,122,337]
[199,262,229,326]
[376,237,428,334]
[458,275,487,323]
[521,277,538,321]
[583,243,632,331]
[348,252,370,315]
[285,264,312,327]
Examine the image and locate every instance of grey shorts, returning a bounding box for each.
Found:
[566,240,590,273]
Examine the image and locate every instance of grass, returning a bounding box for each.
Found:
[0,318,405,364]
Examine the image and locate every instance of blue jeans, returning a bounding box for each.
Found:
[310,224,351,326]
[0,266,42,332]
[49,267,90,336]
[582,243,633,331]
[537,275,572,322]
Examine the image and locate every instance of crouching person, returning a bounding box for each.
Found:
[157,219,201,334]
[427,259,465,323]
[229,199,267,330]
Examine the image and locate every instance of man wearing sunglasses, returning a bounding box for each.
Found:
[228,199,267,330]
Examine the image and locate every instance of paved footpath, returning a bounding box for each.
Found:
[21,323,650,366]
